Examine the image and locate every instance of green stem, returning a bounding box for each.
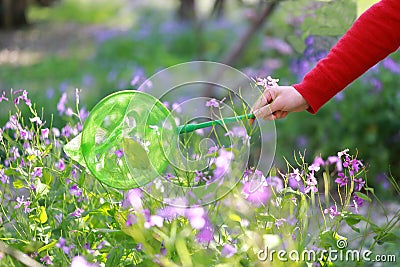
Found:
[177,113,255,134]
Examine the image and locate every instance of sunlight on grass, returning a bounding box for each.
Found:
[28,0,131,26]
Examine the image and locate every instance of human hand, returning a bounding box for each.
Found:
[252,86,310,121]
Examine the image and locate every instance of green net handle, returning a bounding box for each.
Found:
[177,113,255,134]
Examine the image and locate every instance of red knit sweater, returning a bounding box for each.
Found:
[293,0,400,114]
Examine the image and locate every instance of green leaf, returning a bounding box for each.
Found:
[37,240,57,253]
[355,192,372,202]
[364,187,375,194]
[176,237,192,267]
[374,233,400,245]
[105,246,124,267]
[345,216,361,233]
[42,143,53,157]
[64,133,87,167]
[13,180,25,189]
[42,169,54,185]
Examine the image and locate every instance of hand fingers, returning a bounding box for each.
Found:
[252,89,274,112]
[253,103,274,119]
[272,111,288,120]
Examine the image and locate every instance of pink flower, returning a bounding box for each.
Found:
[57,93,68,115]
[15,196,31,213]
[115,149,123,158]
[41,128,50,139]
[324,206,340,219]
[71,208,84,218]
[29,116,42,125]
[144,215,164,228]
[205,98,220,108]
[242,180,271,207]
[55,159,65,171]
[32,167,43,178]
[0,169,10,184]
[186,207,206,229]
[70,256,98,267]
[196,220,214,244]
[122,189,143,210]
[304,172,318,193]
[221,244,237,258]
[0,91,8,102]
[335,172,348,187]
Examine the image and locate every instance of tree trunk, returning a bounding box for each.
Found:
[211,0,225,19]
[0,0,28,29]
[177,0,196,22]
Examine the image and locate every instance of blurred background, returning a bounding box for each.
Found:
[1,0,398,195]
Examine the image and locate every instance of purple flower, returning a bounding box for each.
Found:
[326,155,343,169]
[354,177,366,191]
[40,255,53,265]
[337,149,349,159]
[122,189,143,210]
[0,169,10,184]
[376,173,390,189]
[351,194,364,213]
[65,107,74,116]
[55,214,63,224]
[288,168,302,182]
[56,237,75,256]
[70,256,98,267]
[186,207,206,229]
[214,149,234,179]
[164,173,175,181]
[324,206,340,219]
[171,102,182,113]
[56,237,66,248]
[126,213,137,227]
[221,244,237,258]
[275,218,287,229]
[57,93,68,115]
[242,180,271,207]
[207,146,218,154]
[115,149,123,158]
[304,172,318,193]
[96,241,106,250]
[70,208,84,218]
[144,215,164,228]
[55,159,65,171]
[80,108,89,121]
[29,116,42,125]
[0,91,8,102]
[382,58,400,74]
[136,243,143,252]
[353,194,363,207]
[256,76,279,89]
[20,129,29,140]
[15,196,31,213]
[266,176,283,192]
[205,98,220,108]
[160,242,167,256]
[41,128,50,139]
[335,172,348,187]
[196,220,214,244]
[157,206,181,220]
[69,184,82,197]
[32,167,43,178]
[288,177,304,191]
[61,124,71,138]
[343,157,363,175]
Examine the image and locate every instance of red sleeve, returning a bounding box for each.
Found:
[293,0,400,114]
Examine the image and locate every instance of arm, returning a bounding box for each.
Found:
[253,0,400,120]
